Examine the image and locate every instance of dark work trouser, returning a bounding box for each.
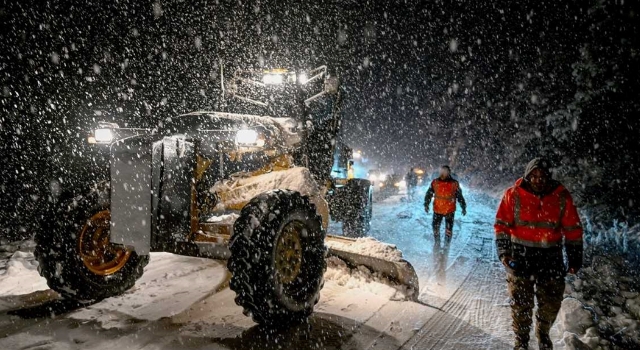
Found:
[507,273,565,348]
[432,212,455,241]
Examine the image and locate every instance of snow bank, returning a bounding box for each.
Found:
[325,237,404,262]
[558,298,601,349]
[0,241,49,296]
[563,255,640,349]
[211,167,320,210]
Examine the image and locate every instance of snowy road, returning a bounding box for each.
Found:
[0,187,568,349]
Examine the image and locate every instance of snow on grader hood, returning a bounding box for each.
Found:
[35,72,418,326]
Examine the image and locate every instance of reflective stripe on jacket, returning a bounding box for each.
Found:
[494,178,583,250]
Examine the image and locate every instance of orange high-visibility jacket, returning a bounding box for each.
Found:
[426,178,465,215]
[494,178,583,251]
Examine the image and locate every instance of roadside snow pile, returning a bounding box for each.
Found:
[558,298,602,349]
[324,256,411,300]
[324,237,404,262]
[210,167,319,209]
[0,240,49,296]
[563,255,640,349]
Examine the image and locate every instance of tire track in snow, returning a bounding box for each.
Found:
[401,237,513,350]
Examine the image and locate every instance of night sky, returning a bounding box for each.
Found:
[1,0,639,238]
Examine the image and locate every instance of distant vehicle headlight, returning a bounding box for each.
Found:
[94,128,114,143]
[235,129,259,146]
[378,174,387,182]
[395,180,407,188]
[263,74,283,85]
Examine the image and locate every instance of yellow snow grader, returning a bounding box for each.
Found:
[34,65,418,325]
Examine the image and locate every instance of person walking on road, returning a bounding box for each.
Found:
[405,168,418,201]
[495,158,583,350]
[424,165,467,246]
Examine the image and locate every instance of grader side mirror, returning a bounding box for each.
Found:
[324,76,339,94]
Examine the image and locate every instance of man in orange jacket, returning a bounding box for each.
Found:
[495,158,583,350]
[424,165,467,245]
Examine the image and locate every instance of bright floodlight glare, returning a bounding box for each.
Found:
[352,151,361,159]
[379,174,387,182]
[368,174,377,181]
[262,74,283,85]
[236,129,258,145]
[298,72,308,84]
[94,128,114,143]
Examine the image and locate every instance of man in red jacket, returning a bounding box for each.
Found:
[495,158,583,350]
[425,165,467,246]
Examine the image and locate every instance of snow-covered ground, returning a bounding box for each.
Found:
[0,186,636,349]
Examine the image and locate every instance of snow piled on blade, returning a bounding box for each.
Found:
[323,256,412,301]
[203,213,239,224]
[210,167,320,210]
[323,237,415,300]
[324,237,404,262]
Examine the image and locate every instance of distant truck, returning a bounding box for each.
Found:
[368,169,401,198]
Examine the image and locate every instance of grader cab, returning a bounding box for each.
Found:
[34,65,418,326]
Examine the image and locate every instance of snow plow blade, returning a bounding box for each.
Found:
[324,235,420,301]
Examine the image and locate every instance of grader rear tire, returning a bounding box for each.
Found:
[34,183,148,302]
[228,190,326,326]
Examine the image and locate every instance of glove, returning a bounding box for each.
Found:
[424,205,430,213]
[462,208,467,216]
[501,255,518,274]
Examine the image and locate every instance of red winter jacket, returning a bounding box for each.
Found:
[494,178,583,274]
[424,177,466,215]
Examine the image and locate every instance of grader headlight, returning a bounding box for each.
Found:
[235,129,259,146]
[93,128,115,143]
[88,122,119,144]
[261,68,297,85]
[262,74,284,85]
